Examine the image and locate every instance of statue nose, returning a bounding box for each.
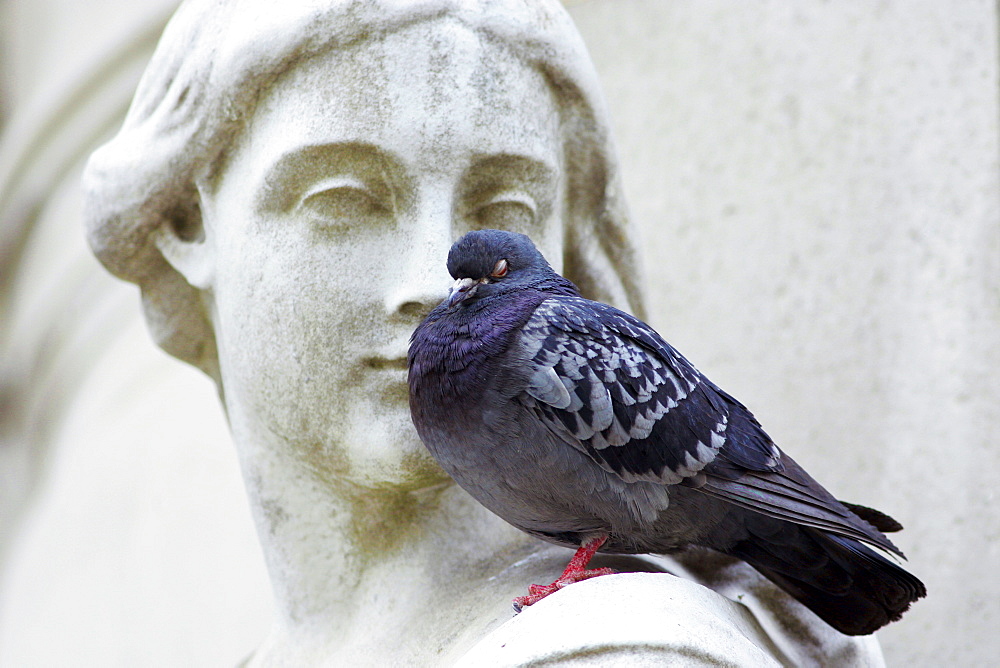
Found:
[392,284,445,319]
[384,193,454,318]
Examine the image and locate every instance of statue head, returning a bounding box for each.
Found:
[83,0,644,487]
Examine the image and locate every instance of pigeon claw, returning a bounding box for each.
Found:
[512,566,616,611]
[511,535,614,612]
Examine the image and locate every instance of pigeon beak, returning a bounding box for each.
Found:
[447,277,478,307]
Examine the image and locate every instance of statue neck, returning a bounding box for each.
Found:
[231,426,547,663]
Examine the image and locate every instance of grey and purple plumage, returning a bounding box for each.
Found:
[408,229,925,636]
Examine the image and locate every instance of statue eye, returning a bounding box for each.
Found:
[475,192,537,234]
[491,259,509,278]
[297,176,389,226]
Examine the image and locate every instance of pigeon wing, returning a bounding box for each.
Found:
[516,297,771,485]
[517,297,901,555]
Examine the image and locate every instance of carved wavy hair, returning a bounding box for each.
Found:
[83,0,645,379]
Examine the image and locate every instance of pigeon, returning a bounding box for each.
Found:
[407,229,925,636]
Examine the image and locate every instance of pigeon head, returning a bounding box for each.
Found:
[444,229,564,307]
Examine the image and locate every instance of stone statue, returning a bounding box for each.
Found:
[83,0,884,664]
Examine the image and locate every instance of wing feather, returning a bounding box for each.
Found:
[518,298,732,485]
[517,296,898,554]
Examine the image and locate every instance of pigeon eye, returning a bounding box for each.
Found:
[491,259,509,278]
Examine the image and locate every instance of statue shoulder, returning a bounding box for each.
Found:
[457,571,885,667]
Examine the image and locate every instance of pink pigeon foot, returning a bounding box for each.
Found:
[512,535,615,611]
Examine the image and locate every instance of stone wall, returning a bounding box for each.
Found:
[568,2,999,663]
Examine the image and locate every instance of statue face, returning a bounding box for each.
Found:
[199,21,566,488]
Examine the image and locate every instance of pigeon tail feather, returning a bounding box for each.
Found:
[720,513,927,636]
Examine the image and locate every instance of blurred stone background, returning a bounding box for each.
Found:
[1,1,997,665]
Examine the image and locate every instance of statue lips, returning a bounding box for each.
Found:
[363,347,413,404]
[364,354,409,371]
